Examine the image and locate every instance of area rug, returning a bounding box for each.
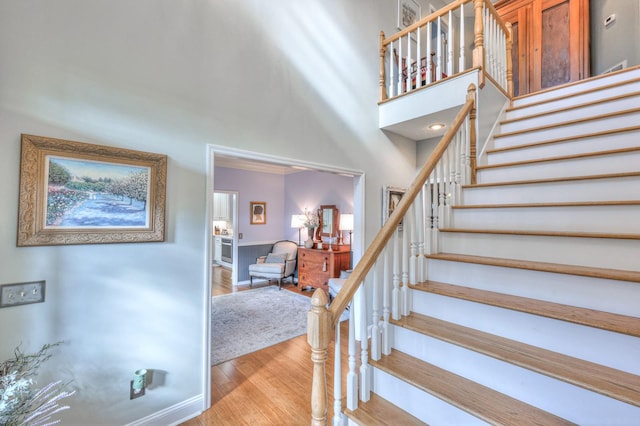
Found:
[211,286,312,365]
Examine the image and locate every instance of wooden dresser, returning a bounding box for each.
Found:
[298,247,350,291]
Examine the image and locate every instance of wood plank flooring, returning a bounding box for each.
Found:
[182,266,344,425]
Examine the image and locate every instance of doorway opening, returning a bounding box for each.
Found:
[202,144,365,408]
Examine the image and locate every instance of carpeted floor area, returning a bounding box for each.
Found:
[211,285,312,365]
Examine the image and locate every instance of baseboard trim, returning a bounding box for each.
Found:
[125,394,204,426]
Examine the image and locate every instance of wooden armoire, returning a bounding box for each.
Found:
[495,0,590,96]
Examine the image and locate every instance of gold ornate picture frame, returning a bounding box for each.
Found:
[17,134,167,246]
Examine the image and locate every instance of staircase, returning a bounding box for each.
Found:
[347,68,640,425]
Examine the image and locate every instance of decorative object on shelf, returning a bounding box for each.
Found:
[250,201,267,225]
[303,210,319,248]
[290,214,305,246]
[17,134,167,246]
[340,213,354,269]
[383,185,406,230]
[0,342,75,425]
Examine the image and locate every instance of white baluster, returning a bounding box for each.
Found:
[381,245,391,355]
[346,299,358,410]
[402,205,411,316]
[459,2,466,72]
[392,228,400,320]
[359,279,370,402]
[448,9,454,76]
[333,322,344,426]
[407,33,413,92]
[415,187,426,281]
[389,40,396,97]
[398,36,404,94]
[416,26,422,89]
[371,261,381,361]
[424,180,433,255]
[409,200,418,285]
[436,16,442,81]
[426,21,433,84]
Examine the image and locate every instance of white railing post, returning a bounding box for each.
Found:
[371,261,381,361]
[333,322,345,426]
[426,21,433,84]
[346,303,358,410]
[415,187,426,281]
[382,245,391,355]
[447,9,454,76]
[359,279,371,402]
[392,228,401,320]
[459,2,466,72]
[402,205,412,316]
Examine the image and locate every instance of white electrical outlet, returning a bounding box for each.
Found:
[0,281,45,307]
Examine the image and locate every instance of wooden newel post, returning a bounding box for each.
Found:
[505,22,514,98]
[308,288,331,426]
[472,0,485,88]
[467,84,478,185]
[379,31,387,102]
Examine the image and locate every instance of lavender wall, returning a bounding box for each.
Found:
[214,166,285,244]
[284,171,354,244]
[214,167,353,246]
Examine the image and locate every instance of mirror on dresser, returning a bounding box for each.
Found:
[316,205,339,241]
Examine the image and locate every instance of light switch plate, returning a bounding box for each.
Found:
[0,281,45,308]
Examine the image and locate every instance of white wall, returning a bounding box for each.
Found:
[0,0,416,424]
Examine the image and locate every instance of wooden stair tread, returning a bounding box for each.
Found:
[463,171,640,189]
[439,228,640,240]
[371,350,575,426]
[452,200,640,209]
[410,278,640,337]
[501,92,640,127]
[493,107,640,140]
[488,125,640,155]
[477,146,640,171]
[426,253,640,285]
[344,393,428,426]
[391,311,640,407]
[508,74,640,113]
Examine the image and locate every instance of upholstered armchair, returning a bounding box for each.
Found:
[248,240,298,290]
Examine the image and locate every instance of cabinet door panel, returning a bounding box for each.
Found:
[541,0,571,89]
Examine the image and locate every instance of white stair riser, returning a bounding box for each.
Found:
[501,96,640,133]
[511,70,640,108]
[424,258,640,317]
[493,111,640,148]
[371,368,485,425]
[463,176,640,204]
[409,289,640,373]
[451,204,640,233]
[439,232,640,271]
[486,130,640,164]
[508,81,640,118]
[392,325,640,425]
[476,151,640,183]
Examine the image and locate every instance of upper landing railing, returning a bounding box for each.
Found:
[379,0,513,102]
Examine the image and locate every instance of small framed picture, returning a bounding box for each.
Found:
[397,0,421,31]
[383,186,406,230]
[250,201,266,225]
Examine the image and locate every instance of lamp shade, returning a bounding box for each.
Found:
[291,214,306,228]
[340,214,354,231]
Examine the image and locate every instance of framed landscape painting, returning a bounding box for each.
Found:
[17,134,167,246]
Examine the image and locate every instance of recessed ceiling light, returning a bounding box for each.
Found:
[429,123,445,131]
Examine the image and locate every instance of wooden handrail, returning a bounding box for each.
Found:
[307,84,477,425]
[327,84,477,328]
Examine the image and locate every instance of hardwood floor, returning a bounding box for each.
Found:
[182,266,345,425]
